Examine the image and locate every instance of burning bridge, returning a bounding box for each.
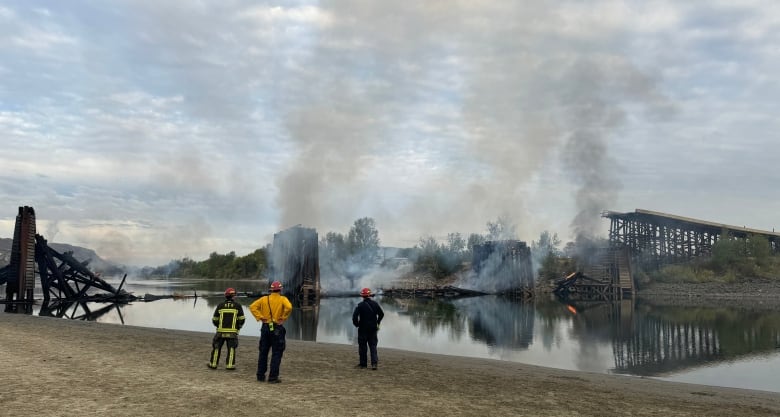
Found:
[1,206,136,316]
[603,209,780,271]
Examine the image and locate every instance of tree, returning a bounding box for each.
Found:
[467,233,486,254]
[532,231,563,283]
[320,232,348,260]
[746,234,771,266]
[446,232,466,254]
[414,235,444,277]
[532,231,561,257]
[319,231,348,280]
[486,216,516,241]
[711,233,742,273]
[347,217,380,267]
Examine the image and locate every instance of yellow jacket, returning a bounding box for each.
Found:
[249,292,293,324]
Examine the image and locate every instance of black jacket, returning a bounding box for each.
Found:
[212,298,246,334]
[352,298,384,332]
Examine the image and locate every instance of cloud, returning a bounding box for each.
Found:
[1,0,779,265]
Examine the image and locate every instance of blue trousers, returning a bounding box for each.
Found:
[357,330,379,367]
[257,324,286,380]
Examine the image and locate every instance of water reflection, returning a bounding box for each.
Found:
[613,303,780,377]
[38,299,127,322]
[18,277,780,392]
[453,297,535,349]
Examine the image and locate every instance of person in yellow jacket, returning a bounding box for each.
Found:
[249,280,293,383]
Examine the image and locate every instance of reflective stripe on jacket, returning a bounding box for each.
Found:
[212,299,246,333]
[249,292,293,324]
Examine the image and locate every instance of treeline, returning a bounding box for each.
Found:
[140,218,779,283]
[141,215,553,280]
[140,248,269,279]
[533,231,780,285]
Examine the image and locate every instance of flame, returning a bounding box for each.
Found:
[565,272,577,280]
[566,305,577,315]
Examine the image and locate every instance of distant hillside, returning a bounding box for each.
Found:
[0,237,121,274]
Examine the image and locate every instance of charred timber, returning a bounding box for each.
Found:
[472,240,534,288]
[270,225,321,302]
[382,286,487,299]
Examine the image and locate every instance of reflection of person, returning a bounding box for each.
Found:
[249,281,293,383]
[352,288,384,370]
[208,287,246,370]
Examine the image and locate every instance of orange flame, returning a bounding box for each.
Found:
[566,305,577,315]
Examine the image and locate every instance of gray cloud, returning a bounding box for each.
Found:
[1,1,779,265]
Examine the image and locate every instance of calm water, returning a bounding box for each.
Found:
[27,278,780,393]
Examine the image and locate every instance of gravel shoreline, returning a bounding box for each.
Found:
[637,280,780,309]
[3,313,780,417]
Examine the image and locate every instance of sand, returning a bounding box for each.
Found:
[1,313,779,417]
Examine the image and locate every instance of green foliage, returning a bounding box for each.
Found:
[347,217,380,266]
[649,231,780,283]
[746,234,772,266]
[413,235,465,280]
[532,230,566,284]
[467,233,486,251]
[531,231,561,256]
[711,235,743,273]
[706,232,777,279]
[151,248,268,279]
[320,231,348,260]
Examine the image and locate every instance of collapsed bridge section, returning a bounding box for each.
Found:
[1,206,136,314]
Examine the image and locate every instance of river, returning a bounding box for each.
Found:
[26,277,780,394]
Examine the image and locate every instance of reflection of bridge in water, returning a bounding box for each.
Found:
[568,300,780,376]
[612,314,723,376]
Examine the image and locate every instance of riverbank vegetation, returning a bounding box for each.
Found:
[640,233,780,284]
[535,232,780,286]
[138,216,779,286]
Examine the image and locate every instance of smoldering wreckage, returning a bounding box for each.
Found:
[1,206,545,316]
[6,204,777,315]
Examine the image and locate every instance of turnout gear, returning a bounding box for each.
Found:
[352,290,384,369]
[250,291,293,382]
[208,292,246,370]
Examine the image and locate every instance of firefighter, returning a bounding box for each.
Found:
[352,287,384,370]
[208,287,246,370]
[249,280,293,383]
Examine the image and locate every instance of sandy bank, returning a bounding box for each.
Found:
[2,313,779,417]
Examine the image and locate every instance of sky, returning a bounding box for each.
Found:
[1,0,779,267]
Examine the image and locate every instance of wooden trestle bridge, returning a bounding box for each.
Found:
[603,209,780,270]
[1,206,136,317]
[555,208,780,302]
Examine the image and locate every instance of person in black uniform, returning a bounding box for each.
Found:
[352,287,384,370]
[208,287,246,370]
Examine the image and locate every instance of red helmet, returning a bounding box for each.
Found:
[270,281,283,291]
[225,287,236,297]
[360,288,372,297]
